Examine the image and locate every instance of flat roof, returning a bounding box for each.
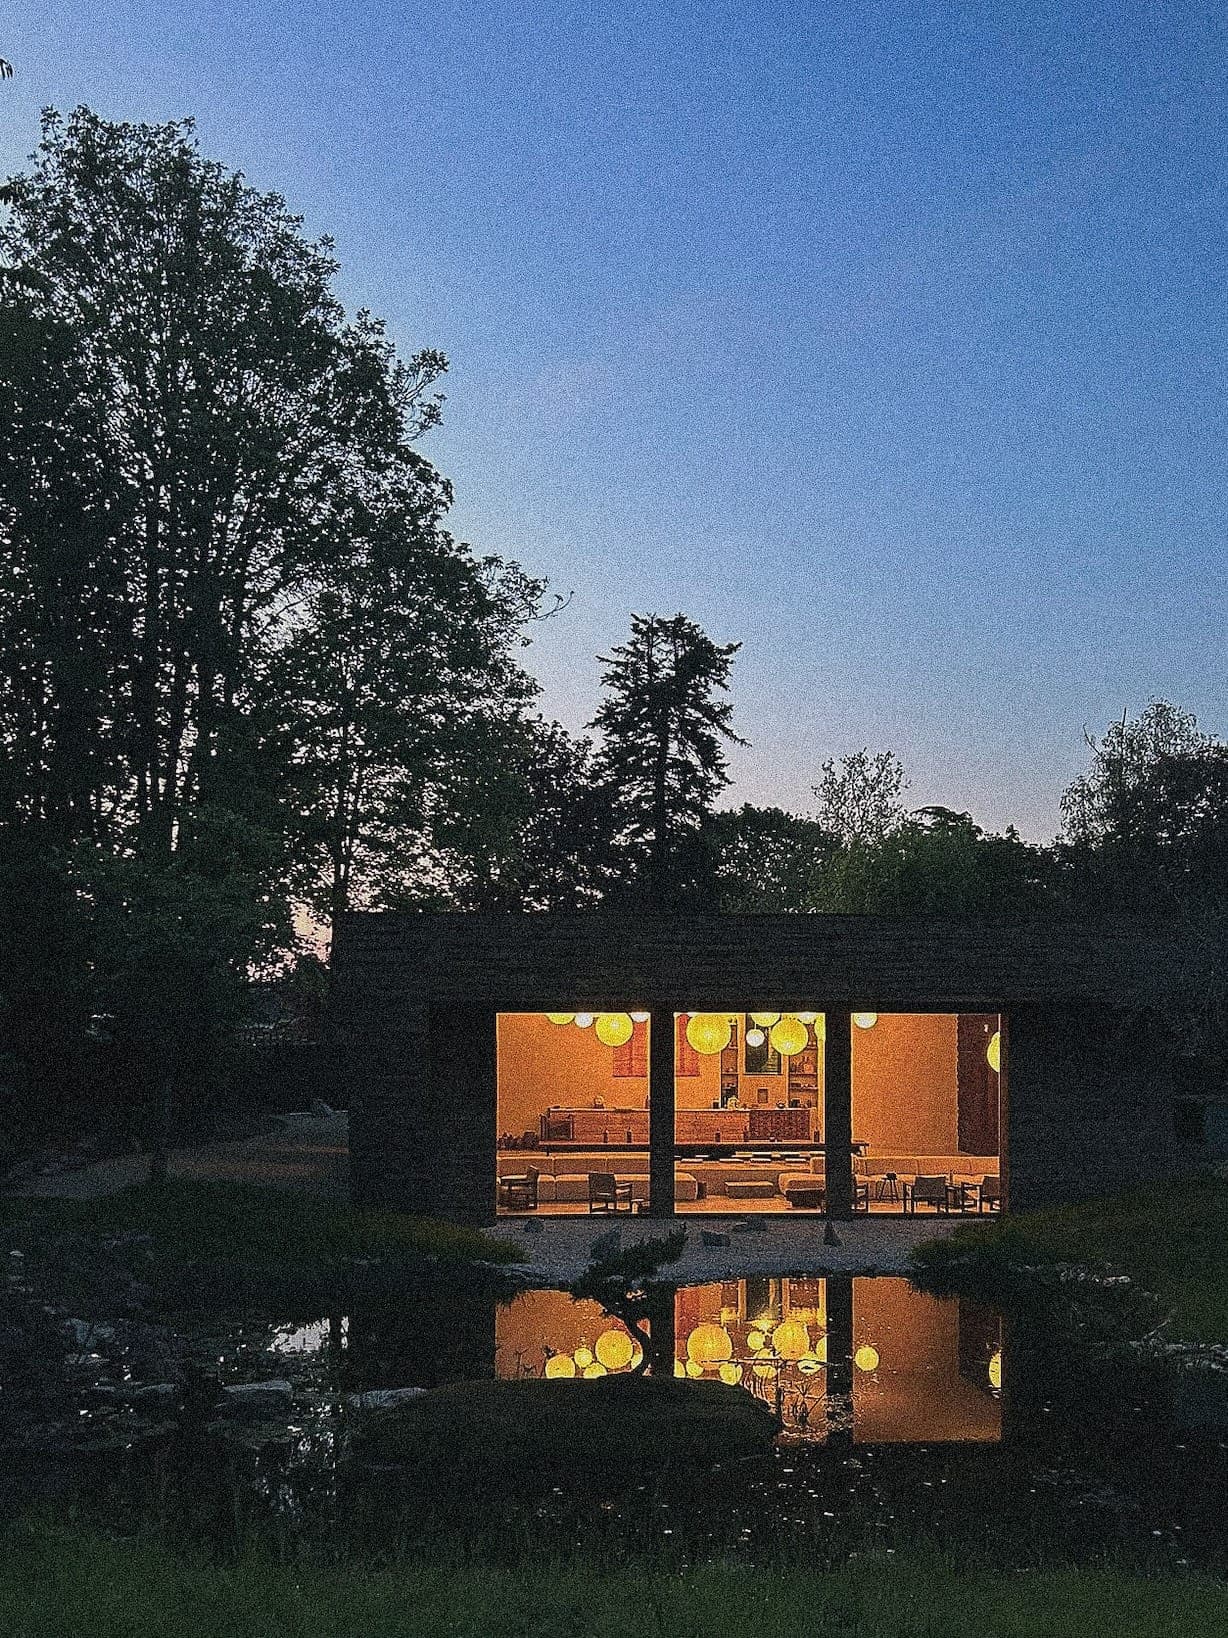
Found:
[332,911,1205,1012]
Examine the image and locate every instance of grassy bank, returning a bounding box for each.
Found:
[2,1179,517,1307]
[0,1524,1222,1638]
[913,1173,1228,1342]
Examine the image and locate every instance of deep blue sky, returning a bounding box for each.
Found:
[6,3,1226,837]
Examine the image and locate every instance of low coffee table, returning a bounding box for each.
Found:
[724,1180,776,1200]
[783,1183,826,1209]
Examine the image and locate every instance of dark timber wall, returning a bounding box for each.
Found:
[330,912,1211,1220]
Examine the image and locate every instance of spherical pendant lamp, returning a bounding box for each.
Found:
[854,1344,880,1372]
[988,1349,1002,1390]
[852,1012,878,1030]
[745,1028,765,1047]
[595,1328,634,1370]
[987,1030,1001,1073]
[749,1011,780,1027]
[686,1322,733,1366]
[769,1016,808,1057]
[574,1013,594,1028]
[545,1013,575,1026]
[544,1352,576,1377]
[718,1361,743,1385]
[595,1012,634,1047]
[771,1318,810,1360]
[686,1013,732,1056]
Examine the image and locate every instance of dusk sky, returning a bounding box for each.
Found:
[6,3,1225,839]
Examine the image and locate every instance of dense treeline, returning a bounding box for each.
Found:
[2,110,1226,1160]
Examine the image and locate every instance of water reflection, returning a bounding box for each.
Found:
[491,1278,1001,1444]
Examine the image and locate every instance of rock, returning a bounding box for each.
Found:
[130,1383,180,1407]
[64,1318,116,1349]
[219,1380,293,1417]
[522,1218,544,1235]
[700,1230,731,1248]
[344,1388,426,1413]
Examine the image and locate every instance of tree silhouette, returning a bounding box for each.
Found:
[591,612,745,908]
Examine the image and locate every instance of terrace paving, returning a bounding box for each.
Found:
[488,1214,957,1285]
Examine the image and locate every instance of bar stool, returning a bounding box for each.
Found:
[875,1171,900,1203]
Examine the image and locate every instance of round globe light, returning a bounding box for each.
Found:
[686,1322,733,1366]
[686,1013,732,1056]
[796,1011,817,1023]
[746,1329,766,1352]
[988,1349,1002,1390]
[769,1016,808,1057]
[772,1318,810,1360]
[630,1011,650,1023]
[573,1346,594,1368]
[595,1012,634,1047]
[545,1013,575,1026]
[544,1352,576,1378]
[574,1013,594,1028]
[749,1011,780,1027]
[854,1344,880,1372]
[745,1028,765,1048]
[686,1359,705,1378]
[718,1361,743,1385]
[583,1361,607,1378]
[987,1030,1001,1073]
[595,1328,635,1370]
[852,1012,878,1030]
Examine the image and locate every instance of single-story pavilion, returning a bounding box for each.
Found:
[330,912,1215,1224]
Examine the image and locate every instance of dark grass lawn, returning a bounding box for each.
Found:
[1,1524,1224,1638]
[913,1173,1228,1342]
[2,1179,518,1279]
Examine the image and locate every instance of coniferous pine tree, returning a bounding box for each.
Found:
[591,613,745,908]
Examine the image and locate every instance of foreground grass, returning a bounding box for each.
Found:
[0,1524,1223,1638]
[3,1178,517,1288]
[914,1173,1228,1342]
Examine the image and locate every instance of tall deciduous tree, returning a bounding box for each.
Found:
[812,748,909,846]
[0,108,546,1151]
[591,612,745,907]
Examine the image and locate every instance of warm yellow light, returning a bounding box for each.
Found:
[630,1011,650,1023]
[629,1342,644,1370]
[544,1353,576,1378]
[674,1359,685,1377]
[796,1011,816,1023]
[573,1347,594,1368]
[814,1013,826,1042]
[686,1359,704,1378]
[769,1017,808,1057]
[595,1012,634,1047]
[686,1322,733,1366]
[987,1030,1001,1073]
[749,1011,780,1027]
[718,1361,743,1385]
[545,1013,575,1026]
[746,1329,766,1352]
[583,1361,608,1378]
[852,1012,878,1030]
[595,1328,635,1370]
[854,1344,880,1372]
[772,1318,810,1360]
[752,1359,778,1379]
[988,1349,1002,1390]
[574,1013,594,1028]
[686,1013,732,1056]
[797,1353,823,1375]
[745,1028,765,1047]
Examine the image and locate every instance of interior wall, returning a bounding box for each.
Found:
[852,1013,959,1153]
[496,1014,648,1138]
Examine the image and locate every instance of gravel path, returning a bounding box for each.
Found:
[488,1214,957,1285]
